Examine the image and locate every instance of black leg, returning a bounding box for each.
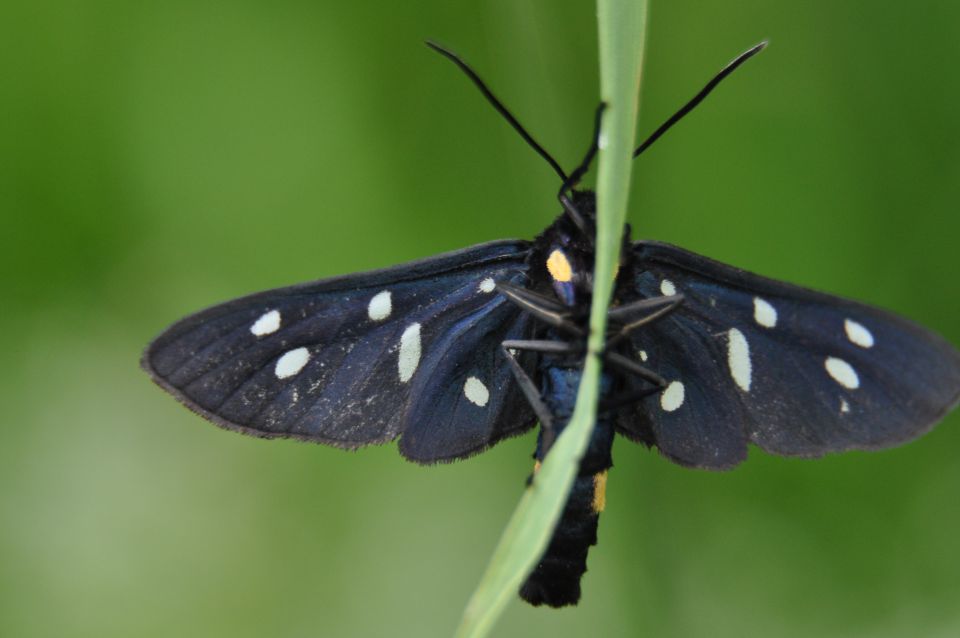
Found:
[559,193,590,237]
[496,283,584,337]
[607,294,684,322]
[501,344,554,433]
[606,294,684,349]
[502,339,581,355]
[496,281,570,314]
[603,351,667,388]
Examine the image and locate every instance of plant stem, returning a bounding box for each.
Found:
[454,3,647,636]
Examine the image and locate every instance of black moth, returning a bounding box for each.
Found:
[142,42,960,608]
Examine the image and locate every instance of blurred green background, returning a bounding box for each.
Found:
[3,1,959,636]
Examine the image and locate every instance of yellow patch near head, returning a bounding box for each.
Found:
[546,249,573,283]
[592,471,608,513]
[533,460,542,474]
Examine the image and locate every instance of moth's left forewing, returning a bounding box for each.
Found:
[617,241,960,468]
[143,240,536,460]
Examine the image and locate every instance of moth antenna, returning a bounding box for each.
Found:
[560,102,606,194]
[558,102,605,237]
[633,41,768,158]
[426,40,569,182]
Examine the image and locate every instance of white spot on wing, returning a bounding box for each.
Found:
[479,278,496,293]
[727,328,752,391]
[638,350,648,362]
[753,297,777,328]
[367,290,392,321]
[275,347,310,379]
[825,357,860,389]
[660,381,685,412]
[463,376,490,407]
[844,319,874,348]
[398,323,422,383]
[660,279,677,296]
[840,398,850,414]
[251,309,281,336]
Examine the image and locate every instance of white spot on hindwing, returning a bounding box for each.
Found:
[463,376,490,407]
[844,319,874,348]
[638,350,649,362]
[727,328,752,392]
[275,347,310,379]
[251,310,281,336]
[660,381,685,412]
[753,297,777,328]
[825,357,860,389]
[479,278,496,293]
[840,398,851,414]
[367,290,392,321]
[398,323,422,382]
[660,279,677,296]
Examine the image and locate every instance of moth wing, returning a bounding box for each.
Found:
[616,240,960,469]
[143,240,537,463]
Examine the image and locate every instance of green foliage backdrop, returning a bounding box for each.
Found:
[2,1,959,637]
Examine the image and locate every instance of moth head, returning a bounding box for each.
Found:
[531,190,634,308]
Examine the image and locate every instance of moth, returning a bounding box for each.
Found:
[142,42,960,607]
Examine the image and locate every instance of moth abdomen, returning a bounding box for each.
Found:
[520,415,613,607]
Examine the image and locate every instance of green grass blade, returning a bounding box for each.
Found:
[453,3,647,636]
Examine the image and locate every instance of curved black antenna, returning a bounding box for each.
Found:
[558,103,606,236]
[633,41,768,158]
[561,102,607,194]
[426,40,569,182]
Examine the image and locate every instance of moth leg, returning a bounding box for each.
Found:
[605,294,684,349]
[608,294,684,323]
[496,283,584,337]
[603,351,667,388]
[558,194,589,238]
[501,344,554,433]
[558,103,606,236]
[496,281,570,314]
[502,339,580,355]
